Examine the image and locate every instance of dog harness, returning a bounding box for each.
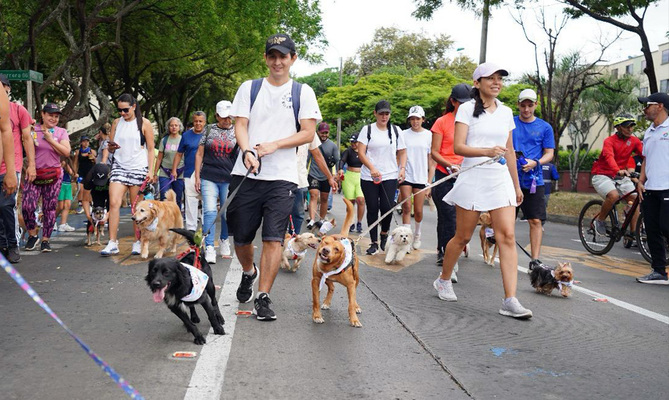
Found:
[286,237,307,260]
[550,270,574,292]
[319,238,354,291]
[181,263,209,302]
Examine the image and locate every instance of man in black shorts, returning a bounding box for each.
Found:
[227,33,323,320]
[512,89,555,270]
[306,122,339,229]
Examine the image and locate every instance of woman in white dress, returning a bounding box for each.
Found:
[432,63,533,319]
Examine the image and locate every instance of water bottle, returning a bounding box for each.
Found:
[498,156,506,165]
[530,176,537,194]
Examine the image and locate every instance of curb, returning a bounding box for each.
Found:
[546,213,579,226]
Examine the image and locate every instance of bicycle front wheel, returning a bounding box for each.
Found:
[578,199,616,255]
[636,216,653,264]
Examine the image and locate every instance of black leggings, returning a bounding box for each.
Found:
[361,179,397,242]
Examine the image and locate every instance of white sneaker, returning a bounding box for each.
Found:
[499,297,533,319]
[58,223,75,232]
[451,262,459,283]
[101,240,119,256]
[219,239,231,258]
[131,240,141,255]
[433,277,457,301]
[413,234,422,250]
[205,245,216,264]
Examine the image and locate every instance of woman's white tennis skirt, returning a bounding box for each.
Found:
[110,165,148,187]
[443,165,517,211]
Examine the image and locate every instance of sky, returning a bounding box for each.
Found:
[292,0,669,81]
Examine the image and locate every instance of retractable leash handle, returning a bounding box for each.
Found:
[355,154,504,245]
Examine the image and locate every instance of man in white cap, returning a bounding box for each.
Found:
[512,88,555,271]
[193,100,237,264]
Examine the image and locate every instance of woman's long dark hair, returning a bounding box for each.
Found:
[472,86,486,118]
[117,93,143,134]
[444,97,456,115]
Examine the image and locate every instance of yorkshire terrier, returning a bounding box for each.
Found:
[87,206,107,246]
[529,262,574,298]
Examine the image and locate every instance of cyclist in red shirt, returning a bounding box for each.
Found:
[590,114,643,236]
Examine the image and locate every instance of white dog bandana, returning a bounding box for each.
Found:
[145,217,159,232]
[319,238,353,291]
[286,237,307,260]
[181,263,209,302]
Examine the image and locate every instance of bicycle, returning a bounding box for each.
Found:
[578,173,653,263]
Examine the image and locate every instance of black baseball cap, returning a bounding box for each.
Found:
[638,92,669,110]
[375,100,391,113]
[42,102,62,114]
[0,74,10,87]
[265,33,296,55]
[450,83,472,103]
[350,134,359,143]
[90,163,111,186]
[80,135,90,142]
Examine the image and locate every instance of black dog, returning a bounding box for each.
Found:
[146,257,225,345]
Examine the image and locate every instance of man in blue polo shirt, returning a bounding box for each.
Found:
[512,89,555,271]
[172,111,206,230]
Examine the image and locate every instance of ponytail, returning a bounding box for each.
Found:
[472,87,485,118]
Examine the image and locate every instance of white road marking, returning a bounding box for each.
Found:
[184,256,244,400]
[50,236,82,242]
[477,253,669,325]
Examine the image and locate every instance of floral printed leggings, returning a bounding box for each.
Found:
[22,176,63,239]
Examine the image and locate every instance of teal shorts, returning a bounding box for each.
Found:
[58,182,73,201]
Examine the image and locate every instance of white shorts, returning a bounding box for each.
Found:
[591,174,635,198]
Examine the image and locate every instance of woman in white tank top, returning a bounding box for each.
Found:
[100,93,155,256]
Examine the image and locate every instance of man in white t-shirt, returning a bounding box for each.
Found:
[228,33,323,320]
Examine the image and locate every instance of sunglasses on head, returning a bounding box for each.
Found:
[117,107,131,113]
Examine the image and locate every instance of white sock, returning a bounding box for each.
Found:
[414,221,422,236]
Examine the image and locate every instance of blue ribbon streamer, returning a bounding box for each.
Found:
[1,255,144,399]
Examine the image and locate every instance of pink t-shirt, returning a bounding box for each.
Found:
[34,124,69,169]
[0,102,32,174]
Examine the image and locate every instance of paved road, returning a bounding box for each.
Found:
[0,195,667,400]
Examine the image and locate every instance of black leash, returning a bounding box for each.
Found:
[516,240,533,259]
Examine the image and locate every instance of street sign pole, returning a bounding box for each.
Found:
[0,70,43,117]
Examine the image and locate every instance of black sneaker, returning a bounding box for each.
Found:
[528,259,544,271]
[254,293,276,321]
[366,242,379,255]
[40,241,52,253]
[25,236,39,251]
[436,251,444,266]
[7,246,21,263]
[380,233,388,251]
[349,224,355,233]
[236,265,258,303]
[356,222,363,233]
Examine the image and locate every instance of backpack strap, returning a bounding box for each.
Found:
[161,135,169,151]
[249,78,263,112]
[367,124,372,143]
[291,80,302,133]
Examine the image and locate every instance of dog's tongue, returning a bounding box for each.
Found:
[153,286,167,303]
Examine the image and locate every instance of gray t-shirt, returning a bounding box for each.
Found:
[307,139,339,181]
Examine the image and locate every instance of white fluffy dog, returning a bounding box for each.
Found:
[384,225,414,264]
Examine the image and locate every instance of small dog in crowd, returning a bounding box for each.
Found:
[529,262,574,298]
[312,198,362,327]
[308,217,337,237]
[384,224,414,264]
[281,232,320,272]
[132,189,183,259]
[86,206,107,246]
[478,212,498,266]
[146,257,225,345]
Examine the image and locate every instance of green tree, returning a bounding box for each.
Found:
[296,67,356,98]
[0,0,325,138]
[347,27,454,76]
[562,0,663,93]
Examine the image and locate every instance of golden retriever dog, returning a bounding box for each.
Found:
[281,232,320,272]
[311,198,362,327]
[479,212,498,266]
[132,189,183,259]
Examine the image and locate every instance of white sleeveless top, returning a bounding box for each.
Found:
[114,118,148,170]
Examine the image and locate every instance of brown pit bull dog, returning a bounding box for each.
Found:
[311,198,362,327]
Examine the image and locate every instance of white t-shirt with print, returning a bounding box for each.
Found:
[358,123,407,181]
[401,127,432,185]
[230,78,322,184]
